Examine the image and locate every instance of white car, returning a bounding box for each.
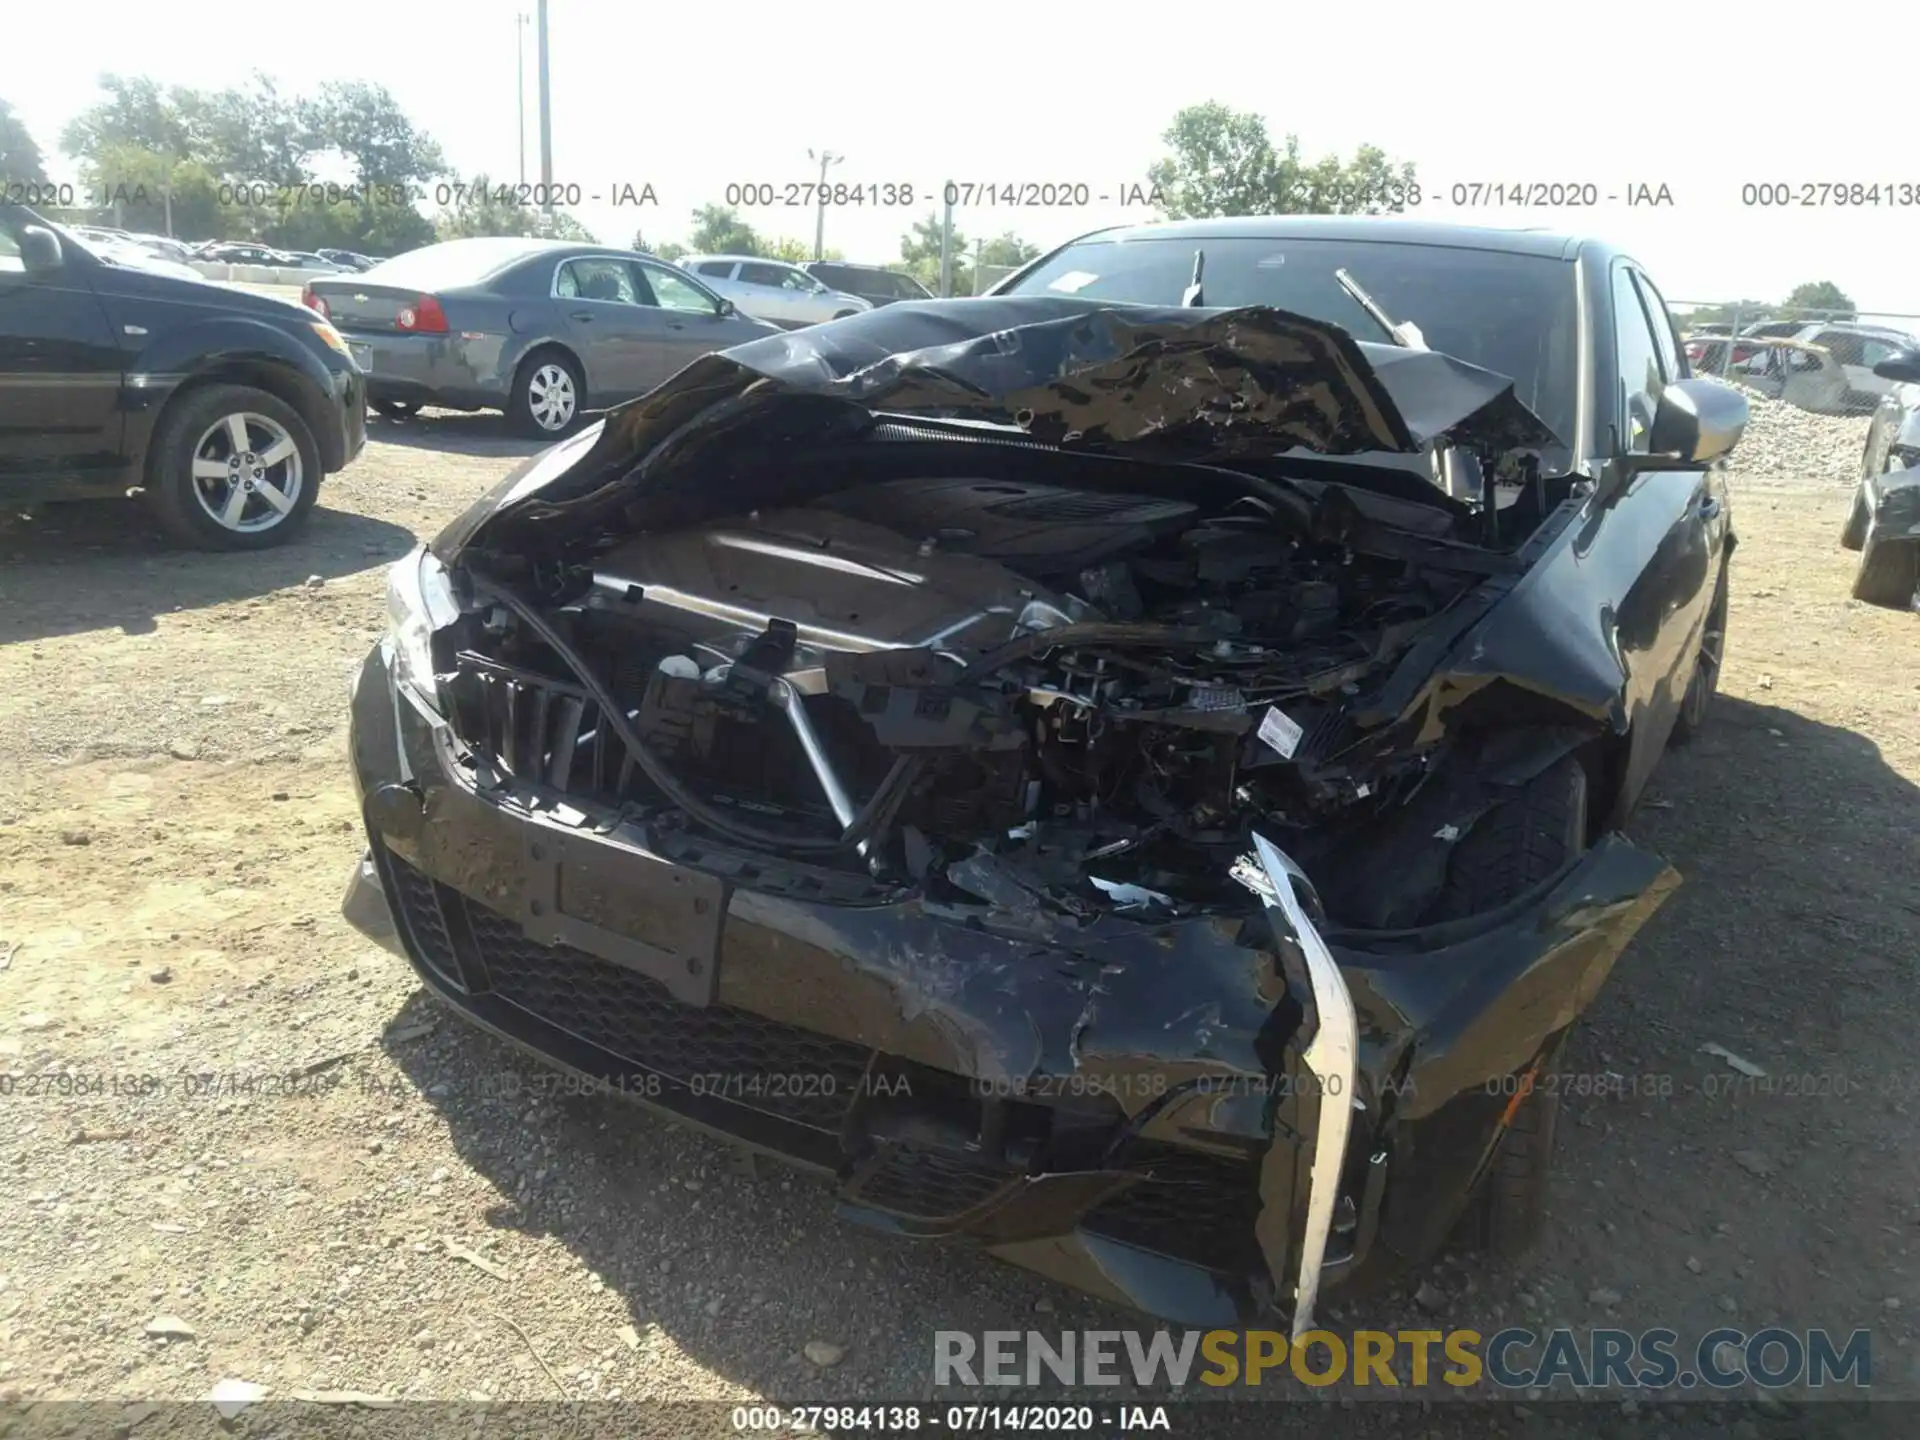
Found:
[678,254,871,329]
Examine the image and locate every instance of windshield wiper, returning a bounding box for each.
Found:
[1335,268,1426,349]
[1181,249,1205,307]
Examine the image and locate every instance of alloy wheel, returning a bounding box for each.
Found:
[527,364,577,432]
[190,412,304,534]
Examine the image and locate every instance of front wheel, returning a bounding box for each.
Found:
[1840,487,1870,551]
[1853,530,1919,609]
[507,351,584,438]
[1461,1075,1562,1260]
[142,384,321,551]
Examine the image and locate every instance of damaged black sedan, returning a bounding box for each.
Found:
[342,268,1745,1332]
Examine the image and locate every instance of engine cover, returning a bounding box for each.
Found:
[587,509,1073,671]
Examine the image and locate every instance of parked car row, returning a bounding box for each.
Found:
[1685,320,1919,415]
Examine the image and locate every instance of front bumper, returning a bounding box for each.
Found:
[1864,464,1920,547]
[343,644,1680,1326]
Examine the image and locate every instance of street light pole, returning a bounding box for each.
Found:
[808,148,841,260]
[536,0,553,213]
[516,13,528,188]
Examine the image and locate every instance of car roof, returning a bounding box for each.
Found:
[687,253,796,265]
[1049,214,1594,262]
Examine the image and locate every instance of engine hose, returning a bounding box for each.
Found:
[468,577,922,855]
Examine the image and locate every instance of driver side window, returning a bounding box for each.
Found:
[1612,266,1668,454]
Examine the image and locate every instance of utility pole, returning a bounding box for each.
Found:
[938,189,953,297]
[516,13,529,188]
[808,149,841,260]
[536,0,553,214]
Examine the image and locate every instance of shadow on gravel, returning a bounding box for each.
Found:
[0,499,418,645]
[367,408,551,459]
[369,691,1919,1418]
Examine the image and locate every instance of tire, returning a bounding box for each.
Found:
[1840,488,1870,551]
[141,383,321,551]
[1669,562,1729,745]
[1430,753,1588,921]
[1853,530,1919,609]
[832,310,858,320]
[507,349,584,438]
[1463,1077,1562,1260]
[371,398,421,421]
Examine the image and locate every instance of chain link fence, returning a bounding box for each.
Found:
[1670,301,1920,416]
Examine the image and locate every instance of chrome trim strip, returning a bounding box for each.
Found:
[1251,832,1358,1342]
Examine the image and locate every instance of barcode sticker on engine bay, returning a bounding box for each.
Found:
[1258,705,1305,759]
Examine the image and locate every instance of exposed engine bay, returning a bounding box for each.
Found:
[443,466,1543,920]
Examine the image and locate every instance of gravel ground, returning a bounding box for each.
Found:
[1,398,1916,1433]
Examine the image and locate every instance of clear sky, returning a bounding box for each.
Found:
[13,0,1920,319]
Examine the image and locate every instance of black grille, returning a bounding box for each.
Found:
[381,850,872,1132]
[849,1144,1019,1219]
[444,659,632,803]
[380,849,463,989]
[1082,1146,1265,1274]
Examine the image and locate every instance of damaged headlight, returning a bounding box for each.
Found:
[386,545,460,706]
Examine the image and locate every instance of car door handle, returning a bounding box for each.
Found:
[569,310,594,322]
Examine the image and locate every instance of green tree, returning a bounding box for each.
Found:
[1783,281,1856,321]
[60,75,192,164]
[177,74,312,187]
[633,229,687,261]
[0,98,49,186]
[1146,102,1417,218]
[1144,102,1277,219]
[74,142,223,237]
[900,211,966,293]
[688,205,761,255]
[1678,298,1770,328]
[301,81,446,188]
[767,235,827,265]
[978,232,1038,268]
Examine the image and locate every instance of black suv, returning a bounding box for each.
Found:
[0,203,366,550]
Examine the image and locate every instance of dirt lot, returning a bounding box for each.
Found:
[1,401,1917,1430]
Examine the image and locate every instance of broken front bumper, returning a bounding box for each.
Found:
[342,643,1680,1327]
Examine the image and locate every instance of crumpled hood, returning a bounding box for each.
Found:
[434,298,1562,559]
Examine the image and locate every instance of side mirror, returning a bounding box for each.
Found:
[1647,378,1748,465]
[1872,348,1920,384]
[20,225,63,276]
[716,298,736,317]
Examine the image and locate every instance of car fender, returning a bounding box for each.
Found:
[1375,469,1726,825]
[125,315,344,461]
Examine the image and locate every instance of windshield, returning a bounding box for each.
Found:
[1003,234,1579,457]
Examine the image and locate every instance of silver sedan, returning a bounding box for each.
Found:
[304,238,780,437]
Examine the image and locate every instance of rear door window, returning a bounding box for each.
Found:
[738,262,789,288]
[556,258,641,303]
